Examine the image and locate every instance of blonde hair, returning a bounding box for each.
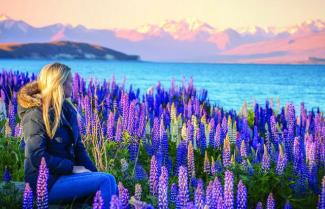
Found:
[37,63,71,139]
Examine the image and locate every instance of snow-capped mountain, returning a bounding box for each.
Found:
[0,15,324,63]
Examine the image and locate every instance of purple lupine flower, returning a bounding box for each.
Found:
[118,182,130,209]
[187,141,195,178]
[211,158,216,176]
[236,180,247,209]
[216,195,224,209]
[150,155,159,196]
[224,170,234,209]
[194,180,205,209]
[199,123,206,154]
[14,123,22,137]
[276,144,287,175]
[240,140,247,159]
[204,151,210,175]
[158,166,169,209]
[170,183,178,203]
[270,115,278,144]
[135,163,148,180]
[110,195,123,209]
[284,201,292,209]
[266,193,275,209]
[3,167,11,182]
[161,129,169,163]
[130,197,154,209]
[127,100,136,135]
[107,111,115,140]
[137,103,146,138]
[152,117,160,153]
[8,100,16,136]
[128,137,139,161]
[23,183,33,209]
[93,190,104,209]
[115,117,123,142]
[177,166,189,208]
[318,176,325,209]
[135,184,142,201]
[213,177,223,209]
[205,181,215,208]
[221,116,228,140]
[223,135,231,168]
[37,157,49,209]
[215,124,222,149]
[175,141,187,175]
[209,118,216,148]
[262,144,270,172]
[122,93,129,131]
[255,202,263,209]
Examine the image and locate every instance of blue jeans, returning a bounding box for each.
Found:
[48,172,117,209]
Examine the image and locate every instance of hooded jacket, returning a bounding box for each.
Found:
[17,81,97,194]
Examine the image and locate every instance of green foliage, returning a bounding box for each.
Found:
[0,136,24,181]
[0,182,23,209]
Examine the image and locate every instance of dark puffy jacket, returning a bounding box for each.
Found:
[17,81,97,194]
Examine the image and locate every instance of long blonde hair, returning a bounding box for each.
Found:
[37,63,71,139]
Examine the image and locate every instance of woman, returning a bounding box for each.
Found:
[17,63,117,208]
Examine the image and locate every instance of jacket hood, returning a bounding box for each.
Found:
[17,81,42,120]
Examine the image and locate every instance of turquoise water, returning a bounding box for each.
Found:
[1,59,325,112]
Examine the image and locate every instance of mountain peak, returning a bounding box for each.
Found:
[0,14,10,21]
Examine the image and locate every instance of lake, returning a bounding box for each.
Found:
[1,59,325,112]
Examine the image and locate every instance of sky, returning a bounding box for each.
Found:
[1,0,325,30]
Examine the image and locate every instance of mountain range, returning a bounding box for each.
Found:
[0,14,324,63]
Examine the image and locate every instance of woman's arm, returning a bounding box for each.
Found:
[23,109,74,175]
[74,135,98,172]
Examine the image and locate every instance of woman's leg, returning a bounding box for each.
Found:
[48,172,117,209]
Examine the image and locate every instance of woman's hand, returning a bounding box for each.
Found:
[72,165,92,174]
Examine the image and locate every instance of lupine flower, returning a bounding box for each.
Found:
[240,140,247,159]
[110,195,123,209]
[194,180,205,209]
[150,155,159,196]
[204,151,210,175]
[93,190,104,209]
[213,177,223,208]
[161,129,169,163]
[118,182,130,209]
[224,170,234,209]
[158,166,169,209]
[107,111,115,140]
[266,193,275,209]
[3,167,11,182]
[215,124,222,149]
[284,201,292,209]
[170,183,178,203]
[276,144,287,175]
[255,202,263,209]
[23,183,33,209]
[176,166,189,208]
[187,141,195,178]
[205,181,215,208]
[129,197,154,209]
[211,157,216,176]
[175,141,187,175]
[135,163,148,180]
[236,180,247,209]
[134,184,142,201]
[37,157,49,209]
[262,144,270,172]
[223,134,231,168]
[115,117,123,142]
[318,176,325,209]
[120,159,129,173]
